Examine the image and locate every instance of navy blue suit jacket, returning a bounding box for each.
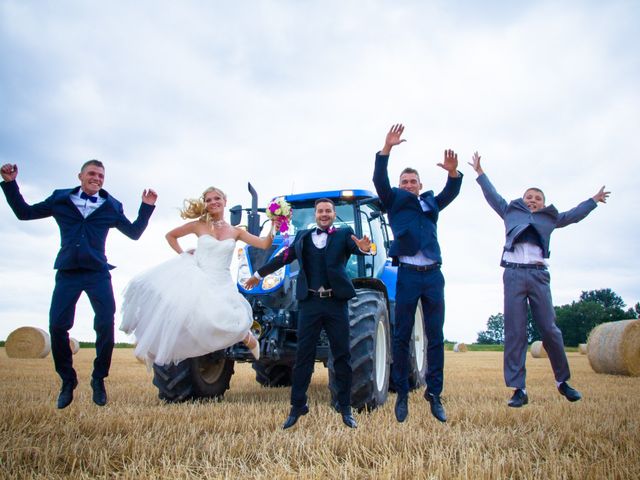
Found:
[1,180,155,271]
[373,152,462,264]
[257,227,365,301]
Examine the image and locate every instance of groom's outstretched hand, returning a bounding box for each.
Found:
[142,189,158,205]
[437,149,460,178]
[1,163,18,182]
[244,276,260,290]
[352,234,374,253]
[381,124,406,155]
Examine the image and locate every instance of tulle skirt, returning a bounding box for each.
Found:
[120,253,252,366]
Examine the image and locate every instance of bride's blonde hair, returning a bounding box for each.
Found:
[180,186,227,221]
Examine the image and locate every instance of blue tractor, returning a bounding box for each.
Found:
[152,185,428,411]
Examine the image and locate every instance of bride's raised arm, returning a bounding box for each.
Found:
[165,221,200,254]
[234,225,275,250]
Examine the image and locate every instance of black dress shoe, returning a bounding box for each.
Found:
[508,388,529,408]
[57,379,78,409]
[395,394,409,422]
[90,378,107,406]
[558,382,582,402]
[425,392,447,422]
[282,404,309,429]
[341,411,357,428]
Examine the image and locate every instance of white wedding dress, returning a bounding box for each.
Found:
[120,235,252,366]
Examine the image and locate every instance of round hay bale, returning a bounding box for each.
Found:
[587,319,640,376]
[69,337,80,355]
[578,343,588,355]
[5,327,51,358]
[453,342,468,352]
[530,340,548,358]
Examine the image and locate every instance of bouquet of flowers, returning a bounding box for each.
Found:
[266,197,293,258]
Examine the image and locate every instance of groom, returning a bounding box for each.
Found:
[244,198,373,429]
[1,160,157,409]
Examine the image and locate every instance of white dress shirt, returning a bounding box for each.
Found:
[398,197,437,266]
[70,190,105,218]
[502,242,547,265]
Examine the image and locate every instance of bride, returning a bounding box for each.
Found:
[120,186,276,366]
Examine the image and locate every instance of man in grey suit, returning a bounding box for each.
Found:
[468,152,610,407]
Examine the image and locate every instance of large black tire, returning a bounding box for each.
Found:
[328,289,391,412]
[253,361,293,387]
[408,302,428,390]
[152,353,235,402]
[388,302,428,392]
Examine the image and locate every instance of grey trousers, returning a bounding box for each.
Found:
[503,267,570,389]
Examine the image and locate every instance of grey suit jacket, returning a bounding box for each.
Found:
[476,173,597,259]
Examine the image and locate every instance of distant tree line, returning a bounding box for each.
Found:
[476,289,639,346]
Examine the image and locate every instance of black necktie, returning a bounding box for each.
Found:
[80,191,98,203]
[315,228,328,235]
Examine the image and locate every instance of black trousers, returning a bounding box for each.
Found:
[291,296,352,411]
[49,268,116,384]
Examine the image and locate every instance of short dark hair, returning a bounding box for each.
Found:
[314,198,335,210]
[524,187,545,203]
[81,159,105,172]
[400,167,420,180]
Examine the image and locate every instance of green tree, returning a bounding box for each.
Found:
[555,289,637,346]
[476,313,504,344]
[580,288,625,311]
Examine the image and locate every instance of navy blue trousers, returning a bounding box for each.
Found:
[291,296,352,411]
[49,268,116,384]
[392,267,445,396]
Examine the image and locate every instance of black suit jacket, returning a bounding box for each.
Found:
[257,226,366,301]
[1,180,155,271]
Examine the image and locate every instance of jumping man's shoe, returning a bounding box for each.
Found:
[282,404,309,429]
[57,379,78,409]
[90,378,107,406]
[557,382,582,402]
[395,394,409,423]
[508,388,529,408]
[425,391,447,422]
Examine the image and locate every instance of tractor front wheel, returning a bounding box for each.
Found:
[152,352,235,402]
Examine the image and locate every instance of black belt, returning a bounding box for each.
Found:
[399,262,441,272]
[501,260,547,270]
[308,289,334,298]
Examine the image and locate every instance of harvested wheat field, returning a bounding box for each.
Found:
[1,349,639,479]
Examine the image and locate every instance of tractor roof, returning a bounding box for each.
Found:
[283,189,377,204]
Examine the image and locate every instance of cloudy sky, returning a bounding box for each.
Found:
[1,0,638,345]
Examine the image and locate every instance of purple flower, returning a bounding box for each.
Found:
[268,202,279,214]
[327,226,337,235]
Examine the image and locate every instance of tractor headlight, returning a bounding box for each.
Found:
[236,247,252,284]
[261,268,285,290]
[260,246,287,291]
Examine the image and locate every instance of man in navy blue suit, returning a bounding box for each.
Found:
[244,198,373,430]
[373,124,462,423]
[1,160,157,409]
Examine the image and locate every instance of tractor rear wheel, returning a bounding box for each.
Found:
[328,288,390,412]
[408,302,428,389]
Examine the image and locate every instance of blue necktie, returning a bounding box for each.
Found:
[80,191,98,203]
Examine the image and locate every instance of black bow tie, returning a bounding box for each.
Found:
[315,228,328,235]
[80,191,98,203]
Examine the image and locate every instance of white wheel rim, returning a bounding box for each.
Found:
[413,306,425,370]
[375,316,388,391]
